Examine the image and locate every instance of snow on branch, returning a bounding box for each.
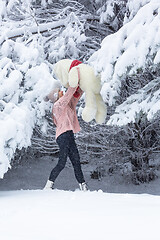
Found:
[0,20,65,45]
[89,0,160,106]
[0,59,59,178]
[124,0,151,23]
[107,77,160,126]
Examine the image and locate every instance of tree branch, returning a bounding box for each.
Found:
[0,20,65,45]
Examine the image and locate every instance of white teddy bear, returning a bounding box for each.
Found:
[54,59,107,124]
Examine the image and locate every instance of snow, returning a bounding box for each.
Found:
[124,0,151,23]
[0,0,160,178]
[107,77,160,126]
[0,20,66,45]
[48,12,87,62]
[97,1,115,25]
[0,54,59,178]
[89,0,160,111]
[0,190,160,240]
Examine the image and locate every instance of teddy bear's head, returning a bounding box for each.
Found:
[54,59,72,88]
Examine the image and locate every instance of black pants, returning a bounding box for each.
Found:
[49,130,85,184]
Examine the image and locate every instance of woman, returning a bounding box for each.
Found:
[44,85,87,191]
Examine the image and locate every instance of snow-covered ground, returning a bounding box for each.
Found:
[0,189,160,240]
[0,155,160,240]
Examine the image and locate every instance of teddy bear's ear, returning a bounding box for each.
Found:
[68,67,79,87]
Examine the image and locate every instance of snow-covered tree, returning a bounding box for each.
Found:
[88,0,160,182]
[97,0,127,31]
[0,0,111,178]
[89,0,160,126]
[1,0,160,183]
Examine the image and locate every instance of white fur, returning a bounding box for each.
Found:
[54,59,107,124]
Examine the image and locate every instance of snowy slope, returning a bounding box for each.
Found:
[0,190,160,240]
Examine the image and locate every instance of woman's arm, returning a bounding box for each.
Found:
[54,86,78,109]
[44,88,59,103]
[71,87,84,108]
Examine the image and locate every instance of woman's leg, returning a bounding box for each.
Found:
[49,132,69,182]
[68,132,85,184]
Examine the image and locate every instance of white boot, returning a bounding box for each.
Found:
[44,180,54,190]
[79,182,88,191]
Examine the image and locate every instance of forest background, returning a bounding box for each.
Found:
[0,0,160,188]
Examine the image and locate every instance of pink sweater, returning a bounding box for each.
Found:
[52,86,83,139]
